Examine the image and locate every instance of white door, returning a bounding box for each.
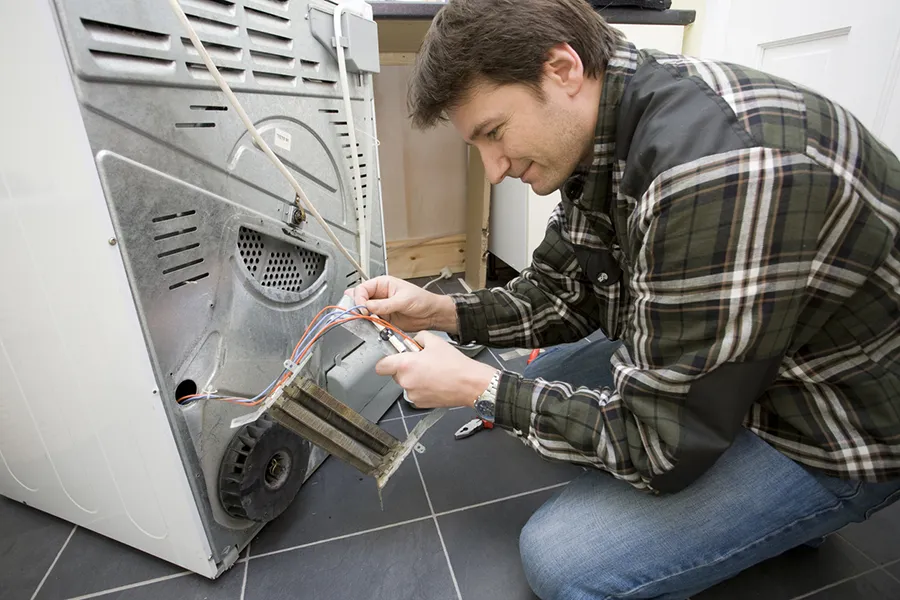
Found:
[700,0,900,154]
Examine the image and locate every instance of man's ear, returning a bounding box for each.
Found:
[543,43,584,96]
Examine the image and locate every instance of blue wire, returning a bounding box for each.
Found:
[179,305,368,406]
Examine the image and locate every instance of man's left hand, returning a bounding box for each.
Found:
[376,331,498,409]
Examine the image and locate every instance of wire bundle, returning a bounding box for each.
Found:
[177,306,419,406]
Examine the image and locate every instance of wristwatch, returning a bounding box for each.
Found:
[473,370,501,423]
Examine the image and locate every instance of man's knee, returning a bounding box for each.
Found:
[519,507,619,599]
[520,513,575,599]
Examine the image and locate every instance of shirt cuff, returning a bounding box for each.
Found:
[449,292,485,344]
[494,371,536,433]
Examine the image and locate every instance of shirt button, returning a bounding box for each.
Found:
[597,273,608,283]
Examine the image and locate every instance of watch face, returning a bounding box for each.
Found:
[475,399,495,420]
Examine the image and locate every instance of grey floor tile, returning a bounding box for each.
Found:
[838,500,900,565]
[435,276,468,295]
[249,419,430,556]
[379,397,403,422]
[84,565,244,600]
[802,569,900,599]
[0,497,74,600]
[410,411,582,513]
[440,489,557,600]
[244,520,456,600]
[693,535,875,600]
[34,528,183,600]
[886,559,900,582]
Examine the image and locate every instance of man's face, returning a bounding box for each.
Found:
[448,75,596,196]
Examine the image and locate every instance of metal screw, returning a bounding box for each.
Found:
[108,238,118,246]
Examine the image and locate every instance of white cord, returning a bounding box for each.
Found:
[333,3,369,271]
[167,0,369,280]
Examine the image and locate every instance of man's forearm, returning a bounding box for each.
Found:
[430,294,459,335]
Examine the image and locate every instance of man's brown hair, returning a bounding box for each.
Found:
[408,0,623,129]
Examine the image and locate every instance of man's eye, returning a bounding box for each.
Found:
[486,127,500,140]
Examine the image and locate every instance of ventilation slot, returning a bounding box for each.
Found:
[175,122,216,128]
[182,38,242,61]
[245,6,290,28]
[238,227,326,294]
[190,105,228,111]
[300,59,319,69]
[89,50,175,75]
[187,62,246,82]
[248,29,292,50]
[253,71,296,87]
[170,273,210,290]
[163,258,205,274]
[303,76,336,87]
[185,13,239,37]
[158,243,200,258]
[82,19,170,50]
[152,210,197,223]
[250,49,294,70]
[154,227,198,241]
[319,108,340,114]
[180,0,236,17]
[256,0,290,9]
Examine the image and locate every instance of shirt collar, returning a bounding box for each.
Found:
[563,39,639,212]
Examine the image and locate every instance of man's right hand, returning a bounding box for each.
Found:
[347,275,459,335]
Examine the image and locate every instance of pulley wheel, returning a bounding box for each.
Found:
[218,413,310,522]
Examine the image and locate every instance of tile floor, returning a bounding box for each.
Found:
[3,272,900,600]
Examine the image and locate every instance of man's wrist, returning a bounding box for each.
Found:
[465,363,499,408]
[430,294,459,335]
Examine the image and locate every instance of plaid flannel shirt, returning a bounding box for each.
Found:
[452,40,900,493]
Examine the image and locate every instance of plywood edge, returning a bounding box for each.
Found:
[380,52,417,66]
[464,146,490,290]
[387,234,466,279]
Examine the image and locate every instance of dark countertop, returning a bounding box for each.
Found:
[371,2,696,25]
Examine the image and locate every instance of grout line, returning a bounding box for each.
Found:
[398,404,464,600]
[64,572,192,600]
[32,524,77,600]
[249,515,435,561]
[883,558,900,584]
[835,531,881,568]
[790,564,886,600]
[487,347,506,369]
[239,541,250,600]
[434,481,570,519]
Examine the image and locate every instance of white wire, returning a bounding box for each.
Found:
[167,0,369,280]
[334,3,369,271]
[422,276,443,291]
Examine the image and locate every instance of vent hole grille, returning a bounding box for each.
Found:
[238,227,326,294]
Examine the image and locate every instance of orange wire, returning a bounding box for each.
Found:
[176,309,422,406]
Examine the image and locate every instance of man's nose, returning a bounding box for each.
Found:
[479,147,510,185]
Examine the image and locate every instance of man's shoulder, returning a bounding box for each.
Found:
[618,51,812,197]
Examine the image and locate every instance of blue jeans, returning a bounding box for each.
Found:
[519,338,900,600]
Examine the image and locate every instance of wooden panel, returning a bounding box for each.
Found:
[377,20,432,53]
[464,147,491,290]
[373,65,468,243]
[386,234,466,279]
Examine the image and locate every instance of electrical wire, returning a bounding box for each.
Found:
[333,2,369,272]
[167,0,369,280]
[176,306,421,407]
